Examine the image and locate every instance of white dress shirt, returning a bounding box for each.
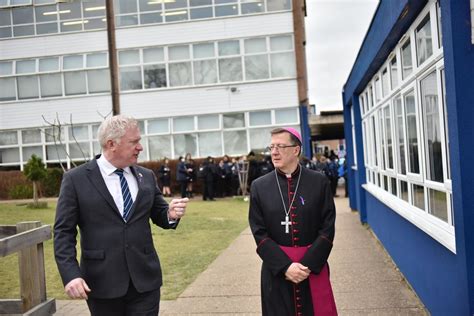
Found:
[97,155,138,218]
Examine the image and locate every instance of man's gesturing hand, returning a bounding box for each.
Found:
[285,263,311,284]
[168,197,189,220]
[65,278,91,299]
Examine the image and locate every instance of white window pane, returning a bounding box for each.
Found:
[12,7,33,25]
[148,118,169,134]
[382,68,389,96]
[190,6,212,19]
[63,55,84,70]
[412,184,425,210]
[270,35,292,51]
[119,50,140,65]
[395,96,406,175]
[45,127,65,142]
[39,57,59,72]
[36,22,58,35]
[0,61,12,75]
[115,15,138,27]
[390,57,398,89]
[140,12,163,24]
[0,27,12,39]
[193,60,217,85]
[244,38,266,54]
[275,108,297,124]
[13,25,34,36]
[88,69,110,93]
[23,146,43,161]
[22,129,41,144]
[35,5,58,22]
[245,55,269,80]
[215,4,238,17]
[60,20,83,33]
[218,57,242,82]
[249,111,271,126]
[87,53,107,67]
[40,73,62,97]
[143,47,164,63]
[241,0,264,14]
[59,2,81,20]
[0,78,16,101]
[46,144,67,160]
[164,9,188,22]
[401,40,412,79]
[169,62,191,87]
[428,188,447,222]
[144,64,167,88]
[173,133,197,158]
[421,71,443,183]
[69,142,90,159]
[34,0,56,4]
[64,71,87,95]
[223,130,247,155]
[173,116,194,132]
[198,115,219,130]
[199,132,221,157]
[148,135,171,160]
[83,0,106,18]
[119,66,142,90]
[16,60,36,74]
[169,45,190,61]
[0,148,20,163]
[193,43,214,59]
[0,131,18,145]
[114,0,137,14]
[218,40,240,56]
[249,127,272,150]
[0,9,12,27]
[165,0,186,9]
[190,0,212,6]
[405,92,420,174]
[267,0,291,11]
[139,0,163,12]
[270,52,295,77]
[223,113,244,128]
[17,75,39,99]
[416,15,433,66]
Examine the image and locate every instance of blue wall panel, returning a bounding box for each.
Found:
[365,193,469,314]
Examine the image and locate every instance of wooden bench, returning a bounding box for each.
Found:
[0,221,56,315]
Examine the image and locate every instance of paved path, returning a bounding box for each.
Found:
[54,191,427,315]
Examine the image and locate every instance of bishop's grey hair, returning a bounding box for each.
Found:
[97,115,138,148]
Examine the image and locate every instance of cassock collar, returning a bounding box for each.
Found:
[275,164,301,179]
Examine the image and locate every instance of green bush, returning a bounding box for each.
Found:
[9,184,33,199]
[41,168,63,197]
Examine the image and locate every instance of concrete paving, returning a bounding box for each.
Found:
[54,189,428,315]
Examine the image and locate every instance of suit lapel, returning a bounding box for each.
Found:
[87,159,121,216]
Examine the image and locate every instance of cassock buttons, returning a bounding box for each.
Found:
[291,213,296,217]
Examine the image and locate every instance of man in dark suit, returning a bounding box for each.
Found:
[54,115,188,315]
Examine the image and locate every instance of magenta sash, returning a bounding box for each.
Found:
[280,246,337,316]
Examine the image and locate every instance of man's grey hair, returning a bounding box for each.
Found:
[97,115,139,149]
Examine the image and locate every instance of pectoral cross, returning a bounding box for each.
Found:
[281,215,292,234]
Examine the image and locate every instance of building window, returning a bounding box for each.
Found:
[358,1,453,250]
[416,14,433,66]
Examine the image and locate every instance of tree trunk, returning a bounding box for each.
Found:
[33,181,38,206]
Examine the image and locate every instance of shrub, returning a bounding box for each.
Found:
[41,168,63,197]
[9,184,33,199]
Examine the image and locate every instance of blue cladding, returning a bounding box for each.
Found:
[342,0,474,313]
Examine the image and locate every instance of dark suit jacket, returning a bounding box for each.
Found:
[54,157,177,299]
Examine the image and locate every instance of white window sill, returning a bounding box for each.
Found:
[362,183,456,254]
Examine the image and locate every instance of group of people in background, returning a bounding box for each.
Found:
[156,149,347,200]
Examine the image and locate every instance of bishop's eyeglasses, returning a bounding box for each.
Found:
[266,144,298,152]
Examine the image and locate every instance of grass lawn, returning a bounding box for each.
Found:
[0,197,249,300]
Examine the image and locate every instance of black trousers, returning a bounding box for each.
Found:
[86,281,160,316]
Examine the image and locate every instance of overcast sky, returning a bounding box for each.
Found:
[305,0,379,113]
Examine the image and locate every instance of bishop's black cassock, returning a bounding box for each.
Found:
[249,164,336,315]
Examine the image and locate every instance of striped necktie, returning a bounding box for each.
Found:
[114,168,133,221]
